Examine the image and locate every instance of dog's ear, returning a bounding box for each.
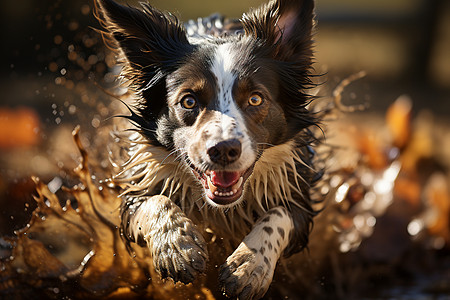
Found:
[95,0,194,146]
[95,0,192,83]
[242,0,315,61]
[243,0,317,136]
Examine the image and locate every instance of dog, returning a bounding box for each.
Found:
[96,0,321,298]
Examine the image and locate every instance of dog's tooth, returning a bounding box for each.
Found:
[232,189,237,194]
[207,175,218,194]
[232,177,243,191]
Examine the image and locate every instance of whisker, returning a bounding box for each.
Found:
[257,142,276,148]
[198,198,208,210]
[159,148,178,165]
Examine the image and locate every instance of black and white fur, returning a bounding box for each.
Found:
[96,0,321,298]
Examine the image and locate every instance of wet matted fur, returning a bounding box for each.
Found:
[96,0,323,298]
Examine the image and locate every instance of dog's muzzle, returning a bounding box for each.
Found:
[190,138,254,206]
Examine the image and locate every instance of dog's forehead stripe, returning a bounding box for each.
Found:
[210,43,237,113]
[209,43,248,137]
[212,43,235,74]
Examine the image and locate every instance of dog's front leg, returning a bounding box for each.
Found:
[219,206,295,300]
[122,195,208,284]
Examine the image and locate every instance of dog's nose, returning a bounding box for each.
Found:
[207,139,242,165]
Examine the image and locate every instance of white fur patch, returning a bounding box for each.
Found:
[219,207,294,298]
[208,43,256,173]
[243,207,293,253]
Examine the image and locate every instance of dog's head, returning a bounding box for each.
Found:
[97,0,316,208]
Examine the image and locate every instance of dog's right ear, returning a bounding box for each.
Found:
[95,0,192,85]
[242,0,315,62]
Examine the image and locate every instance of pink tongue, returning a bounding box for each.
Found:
[210,171,240,188]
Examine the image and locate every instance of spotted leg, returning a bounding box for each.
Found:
[121,195,208,284]
[219,207,295,299]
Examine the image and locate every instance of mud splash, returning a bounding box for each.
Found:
[0,127,215,299]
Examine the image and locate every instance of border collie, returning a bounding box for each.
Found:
[96,0,321,298]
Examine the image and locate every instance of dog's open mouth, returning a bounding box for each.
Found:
[191,166,254,205]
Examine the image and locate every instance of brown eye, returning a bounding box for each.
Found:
[181,95,197,109]
[248,94,263,106]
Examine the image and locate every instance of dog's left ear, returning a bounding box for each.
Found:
[95,0,193,85]
[95,0,194,145]
[242,0,315,61]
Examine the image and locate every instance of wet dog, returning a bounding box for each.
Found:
[96,0,321,298]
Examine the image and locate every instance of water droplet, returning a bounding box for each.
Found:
[335,183,349,203]
[81,4,90,15]
[407,219,423,236]
[432,237,445,250]
[68,105,77,115]
[48,177,63,193]
[366,216,376,227]
[91,116,100,128]
[54,35,63,45]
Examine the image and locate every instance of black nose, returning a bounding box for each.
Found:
[207,139,242,165]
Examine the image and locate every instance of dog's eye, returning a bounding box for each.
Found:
[181,95,197,109]
[248,94,263,106]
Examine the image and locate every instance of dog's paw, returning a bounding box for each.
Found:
[219,243,275,300]
[151,215,208,284]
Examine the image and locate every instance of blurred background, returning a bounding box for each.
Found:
[0,0,449,299]
[1,0,449,113]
